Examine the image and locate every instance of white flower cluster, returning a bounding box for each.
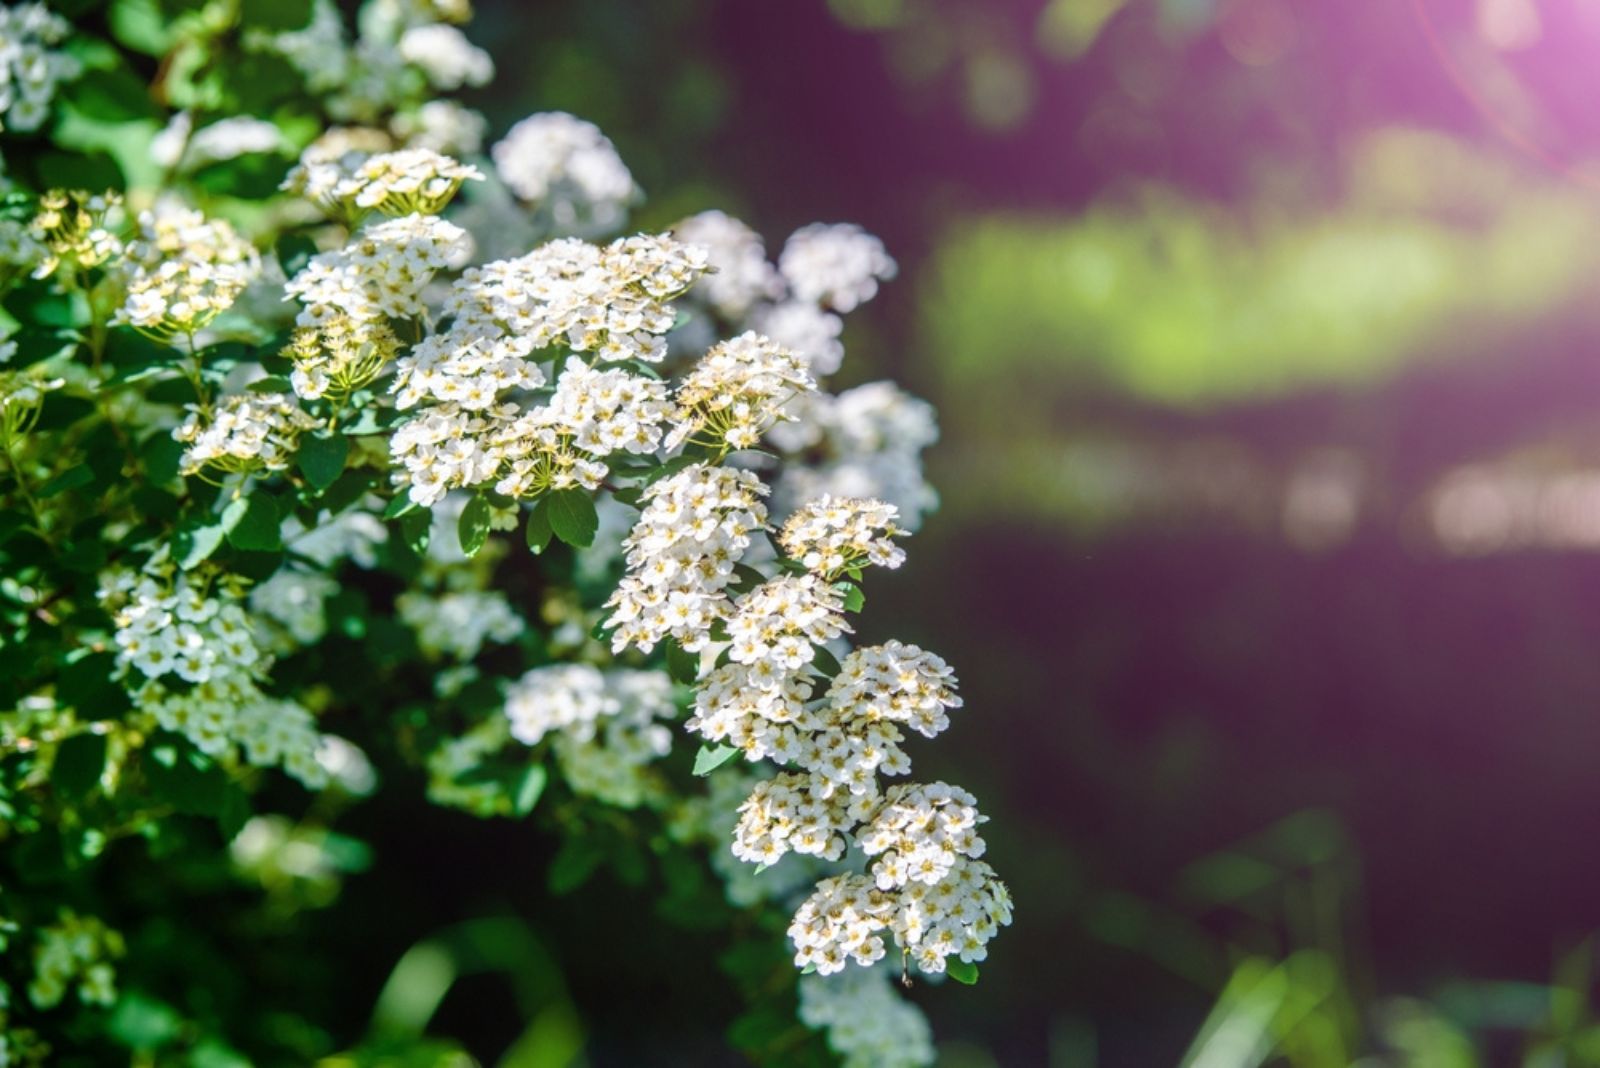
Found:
[666,331,815,452]
[605,463,770,653]
[0,3,79,133]
[492,112,638,234]
[250,568,338,649]
[798,965,935,1068]
[731,771,871,866]
[778,495,905,576]
[396,588,524,660]
[117,204,262,337]
[726,574,849,669]
[392,98,487,156]
[282,146,483,218]
[504,663,675,808]
[778,223,898,314]
[98,564,329,787]
[29,189,122,278]
[150,113,286,172]
[286,314,401,403]
[385,232,706,505]
[27,911,121,1010]
[103,567,263,685]
[672,211,782,320]
[602,457,1010,976]
[286,212,470,326]
[173,392,320,477]
[247,0,480,123]
[789,855,1012,977]
[771,383,940,531]
[444,234,707,363]
[398,23,492,90]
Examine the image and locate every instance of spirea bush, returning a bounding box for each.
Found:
[0,1,1011,1064]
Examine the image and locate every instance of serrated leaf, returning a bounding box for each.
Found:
[693,743,741,776]
[221,492,281,551]
[52,732,107,798]
[457,494,492,556]
[296,433,347,493]
[525,498,553,554]
[835,581,865,613]
[546,488,597,548]
[945,959,980,985]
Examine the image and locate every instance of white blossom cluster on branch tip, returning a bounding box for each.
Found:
[117,204,262,338]
[603,452,1010,978]
[98,560,334,787]
[492,112,637,234]
[505,664,675,809]
[0,3,79,133]
[798,965,935,1068]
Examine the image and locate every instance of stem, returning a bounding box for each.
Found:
[4,438,50,539]
[183,331,211,416]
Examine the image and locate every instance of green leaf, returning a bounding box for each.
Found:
[729,563,767,595]
[664,641,699,686]
[397,507,431,553]
[173,518,225,569]
[107,991,183,1052]
[457,494,492,556]
[810,646,843,680]
[835,581,866,613]
[297,433,348,493]
[693,744,740,776]
[524,498,553,554]
[52,732,107,799]
[139,433,183,484]
[247,375,293,394]
[240,0,313,30]
[546,488,598,548]
[383,494,417,520]
[143,733,227,817]
[945,959,980,985]
[221,492,282,551]
[512,765,547,817]
[274,233,318,278]
[36,465,94,499]
[547,836,606,896]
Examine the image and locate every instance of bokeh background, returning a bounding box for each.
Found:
[320,1,1600,1064]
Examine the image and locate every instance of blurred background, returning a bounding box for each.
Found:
[351,0,1600,1063]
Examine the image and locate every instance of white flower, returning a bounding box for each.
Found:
[0,4,80,134]
[491,112,637,234]
[116,204,261,337]
[605,463,770,653]
[667,331,815,452]
[285,212,470,325]
[396,588,524,660]
[778,495,905,576]
[779,223,897,313]
[674,210,782,320]
[798,966,935,1068]
[172,392,319,476]
[505,664,675,808]
[398,23,492,89]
